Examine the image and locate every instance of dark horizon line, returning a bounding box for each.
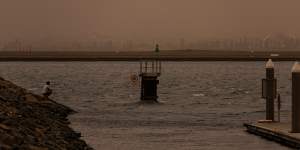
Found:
[0,49,300,61]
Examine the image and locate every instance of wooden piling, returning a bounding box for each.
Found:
[292,62,300,132]
[265,59,275,121]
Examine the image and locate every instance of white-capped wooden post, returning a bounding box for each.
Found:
[263,59,276,121]
[291,62,300,132]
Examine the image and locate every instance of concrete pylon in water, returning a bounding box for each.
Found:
[139,60,161,102]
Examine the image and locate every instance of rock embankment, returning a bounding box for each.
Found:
[0,77,92,149]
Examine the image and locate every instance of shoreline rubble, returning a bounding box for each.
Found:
[0,77,92,149]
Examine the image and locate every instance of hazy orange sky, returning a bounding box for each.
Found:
[1,0,300,41]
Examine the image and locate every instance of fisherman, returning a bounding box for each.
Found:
[42,81,52,99]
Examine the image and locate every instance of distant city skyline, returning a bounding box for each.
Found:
[1,1,300,51]
[1,32,299,51]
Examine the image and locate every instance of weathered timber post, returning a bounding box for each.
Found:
[262,59,276,121]
[291,62,300,132]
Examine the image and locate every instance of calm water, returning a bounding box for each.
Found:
[0,61,294,150]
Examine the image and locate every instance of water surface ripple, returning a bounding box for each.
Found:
[0,61,293,150]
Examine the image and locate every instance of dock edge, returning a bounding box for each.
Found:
[244,123,300,148]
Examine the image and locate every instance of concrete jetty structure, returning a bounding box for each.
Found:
[139,60,161,102]
[244,123,300,148]
[245,61,300,149]
[139,44,162,102]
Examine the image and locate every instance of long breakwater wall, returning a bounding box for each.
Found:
[1,50,300,61]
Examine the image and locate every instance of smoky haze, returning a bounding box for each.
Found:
[1,0,300,50]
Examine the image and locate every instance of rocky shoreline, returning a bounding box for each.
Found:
[0,77,92,149]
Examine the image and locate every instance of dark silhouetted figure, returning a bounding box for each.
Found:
[42,81,52,99]
[155,44,160,53]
